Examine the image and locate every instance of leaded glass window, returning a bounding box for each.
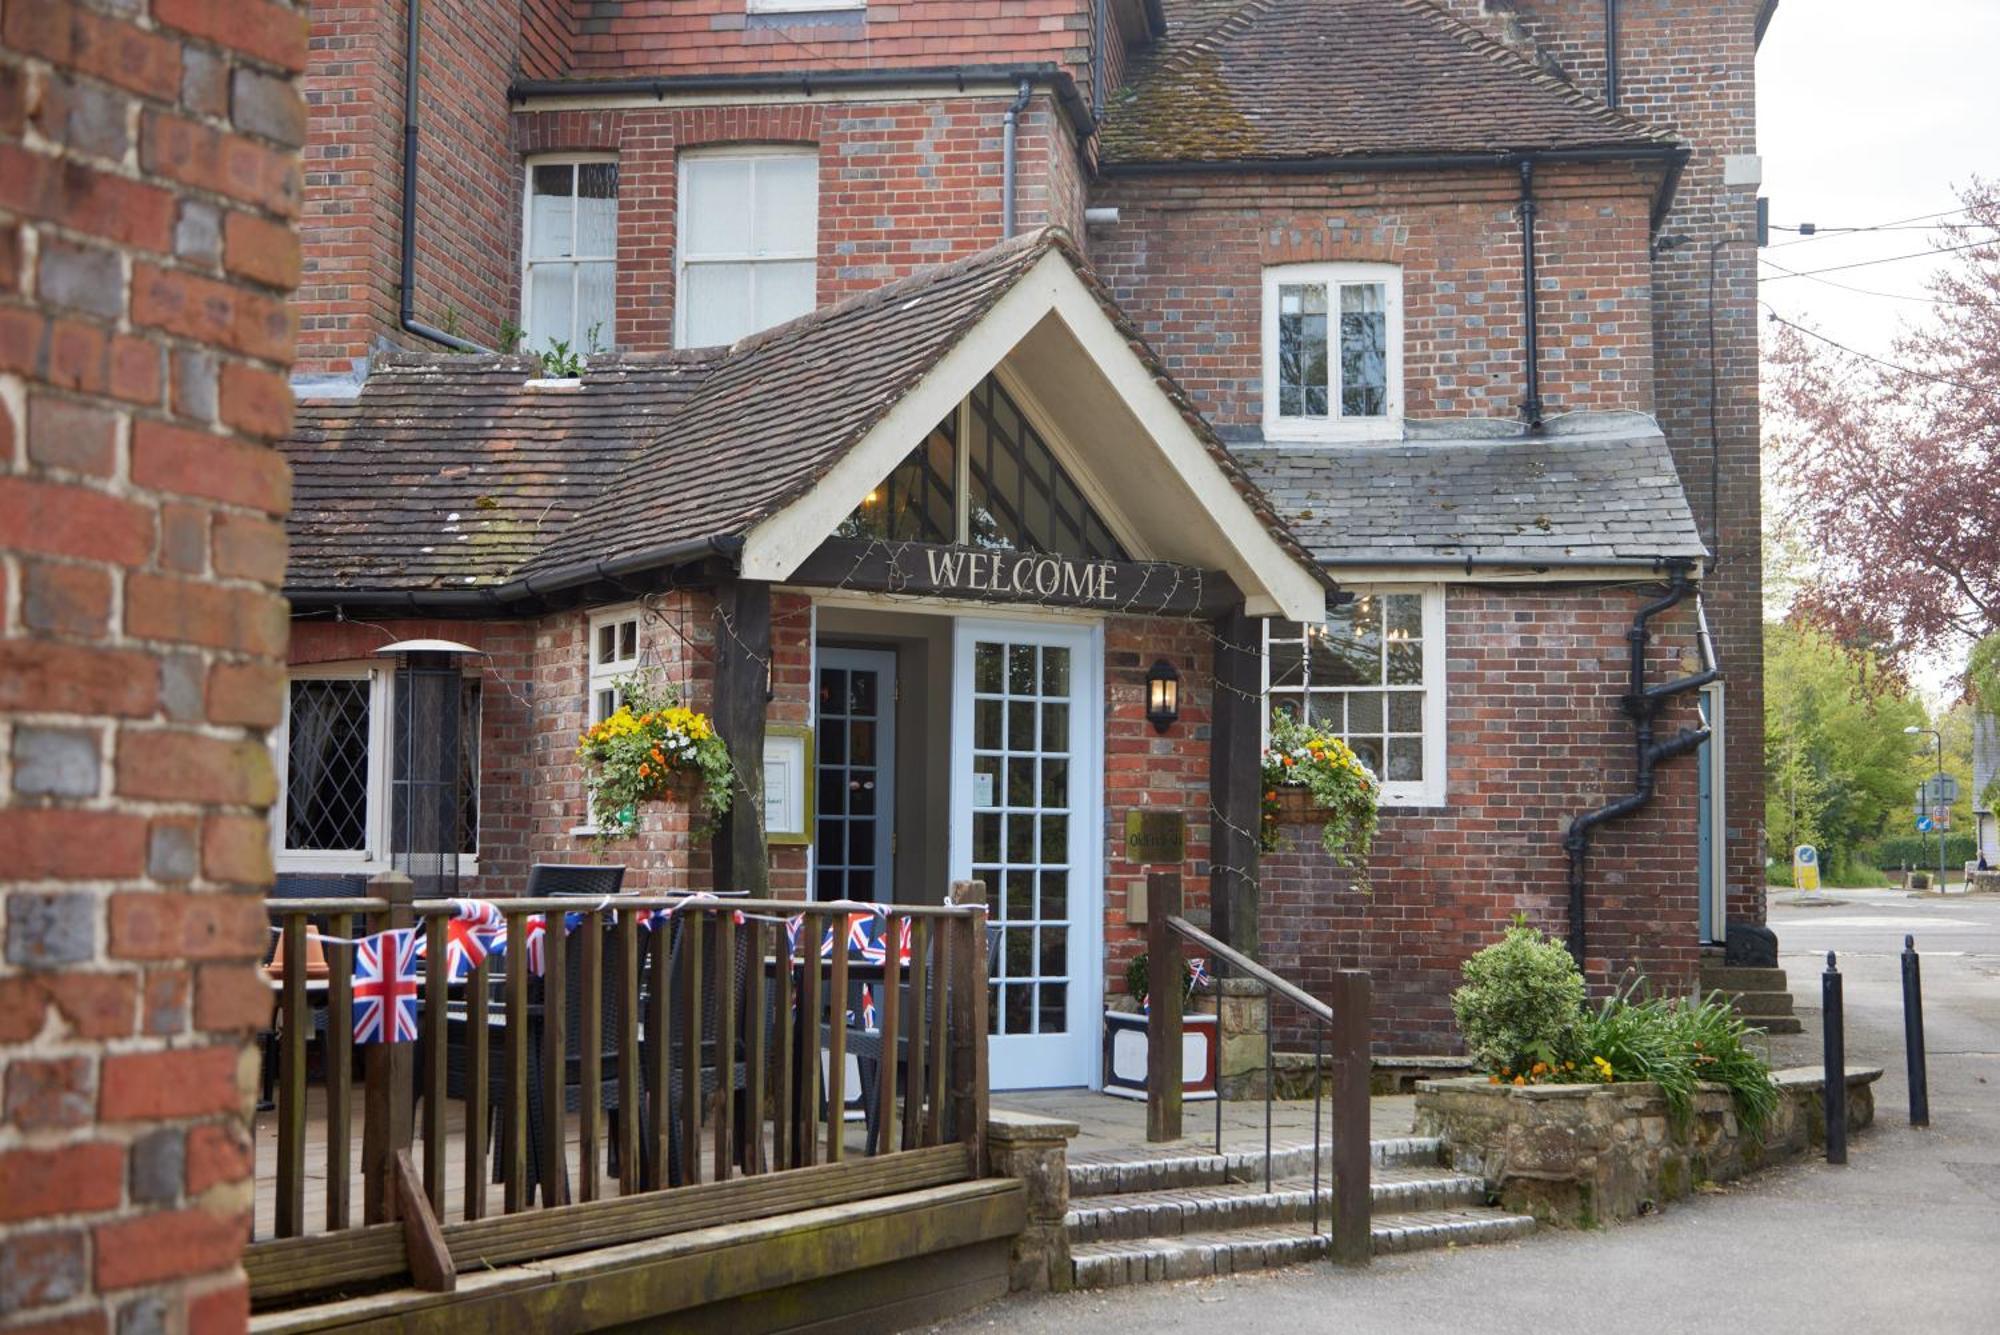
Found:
[966,378,1126,561]
[1264,587,1444,805]
[1263,263,1401,440]
[835,415,956,543]
[285,677,373,853]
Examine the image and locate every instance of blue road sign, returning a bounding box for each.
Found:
[1917,814,1935,833]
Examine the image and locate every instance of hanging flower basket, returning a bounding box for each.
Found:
[1259,709,1381,872]
[577,673,734,840]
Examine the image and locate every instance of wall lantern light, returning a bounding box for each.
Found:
[1145,659,1181,734]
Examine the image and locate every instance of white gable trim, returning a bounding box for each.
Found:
[737,251,1325,621]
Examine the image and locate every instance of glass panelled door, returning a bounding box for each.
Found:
[816,648,896,902]
[952,621,1101,1089]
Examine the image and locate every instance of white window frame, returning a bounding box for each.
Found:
[521,152,619,355]
[1260,261,1403,443]
[577,607,644,833]
[273,664,484,874]
[1261,584,1445,808]
[674,145,819,349]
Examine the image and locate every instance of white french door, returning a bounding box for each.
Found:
[950,619,1102,1089]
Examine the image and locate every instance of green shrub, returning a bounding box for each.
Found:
[1573,982,1779,1133]
[1450,924,1586,1075]
[1865,833,1976,869]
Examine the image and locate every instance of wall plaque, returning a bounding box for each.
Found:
[1124,809,1186,865]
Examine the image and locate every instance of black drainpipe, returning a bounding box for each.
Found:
[1001,79,1034,238]
[1604,0,1621,108]
[400,0,489,353]
[1517,159,1545,432]
[1562,563,1722,967]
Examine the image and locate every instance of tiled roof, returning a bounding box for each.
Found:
[284,228,1322,600]
[285,355,720,593]
[1235,418,1708,568]
[1100,0,1678,165]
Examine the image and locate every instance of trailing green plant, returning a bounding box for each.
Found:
[1124,951,1194,1009]
[1259,710,1380,870]
[537,337,585,379]
[1449,920,1585,1076]
[497,319,523,355]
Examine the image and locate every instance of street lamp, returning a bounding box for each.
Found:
[1905,724,1947,890]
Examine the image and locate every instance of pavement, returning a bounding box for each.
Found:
[935,889,2000,1334]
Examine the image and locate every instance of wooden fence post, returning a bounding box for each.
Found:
[1329,969,1371,1265]
[948,879,990,1174]
[362,870,416,1225]
[1146,871,1184,1143]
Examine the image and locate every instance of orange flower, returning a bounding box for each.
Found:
[1512,1075,1526,1087]
[1282,755,1297,767]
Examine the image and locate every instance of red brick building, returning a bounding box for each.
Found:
[274,0,1773,1078]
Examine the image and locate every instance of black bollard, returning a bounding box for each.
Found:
[1823,950,1847,1165]
[1903,934,1931,1128]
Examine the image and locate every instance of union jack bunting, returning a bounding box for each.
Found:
[414,918,492,982]
[860,984,877,1031]
[487,914,550,976]
[784,914,805,956]
[1187,957,1211,990]
[353,928,422,1045]
[837,912,884,964]
[450,898,505,934]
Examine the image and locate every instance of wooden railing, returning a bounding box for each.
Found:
[251,874,991,1307]
[1143,870,1372,1265]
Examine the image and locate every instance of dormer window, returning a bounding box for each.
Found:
[1261,262,1402,441]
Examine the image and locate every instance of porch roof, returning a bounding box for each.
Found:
[283,229,1329,619]
[1234,413,1709,572]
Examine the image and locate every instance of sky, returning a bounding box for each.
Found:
[1756,0,2000,704]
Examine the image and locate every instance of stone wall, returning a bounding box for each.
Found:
[1,1,309,1329]
[1415,1066,1881,1227]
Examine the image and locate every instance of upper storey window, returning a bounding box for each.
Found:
[677,148,818,348]
[522,157,618,357]
[1261,262,1402,442]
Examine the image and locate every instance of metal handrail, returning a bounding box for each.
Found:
[1165,914,1334,1024]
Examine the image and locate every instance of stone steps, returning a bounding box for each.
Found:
[1064,1137,1535,1288]
[1700,966,1805,1034]
[1066,1166,1488,1243]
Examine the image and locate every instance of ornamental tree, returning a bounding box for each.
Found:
[1766,179,2000,681]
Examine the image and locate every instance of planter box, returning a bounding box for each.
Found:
[1414,1065,1880,1228]
[1101,1010,1218,1102]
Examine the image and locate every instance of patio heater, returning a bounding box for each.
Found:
[376,639,484,900]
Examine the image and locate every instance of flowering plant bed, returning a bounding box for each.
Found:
[577,674,734,839]
[1258,710,1380,869]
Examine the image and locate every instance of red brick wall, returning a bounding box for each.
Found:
[1261,586,1705,1054]
[516,93,1079,352]
[1424,0,1768,932]
[1,1,308,1329]
[565,1,1096,86]
[1090,162,1661,429]
[1103,615,1213,998]
[297,0,525,374]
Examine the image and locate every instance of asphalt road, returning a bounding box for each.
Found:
[939,890,2000,1334]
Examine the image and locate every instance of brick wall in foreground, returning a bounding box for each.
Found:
[0,1,307,1331]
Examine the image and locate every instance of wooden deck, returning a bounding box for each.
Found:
[251,1078,880,1241]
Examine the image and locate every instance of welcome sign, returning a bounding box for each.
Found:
[791,538,1240,617]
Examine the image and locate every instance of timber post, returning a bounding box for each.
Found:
[949,878,991,1173]
[1328,969,1372,1265]
[712,577,772,896]
[1145,870,1184,1143]
[1209,602,1263,964]
[362,870,416,1225]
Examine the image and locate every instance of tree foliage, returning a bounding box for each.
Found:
[1763,620,1928,877]
[1766,180,2000,679]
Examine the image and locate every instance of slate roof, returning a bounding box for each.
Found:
[1100,0,1678,165]
[1236,421,1708,568]
[284,228,1320,600]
